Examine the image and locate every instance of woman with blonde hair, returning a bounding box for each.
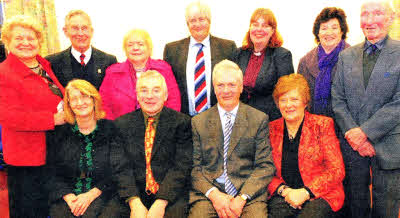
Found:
[100,29,180,120]
[46,79,130,217]
[0,15,65,217]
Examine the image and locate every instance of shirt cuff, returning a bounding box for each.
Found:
[205,187,217,198]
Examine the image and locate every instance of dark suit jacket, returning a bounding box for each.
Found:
[46,46,117,89]
[163,35,237,115]
[268,112,345,211]
[114,107,193,204]
[190,103,275,204]
[332,38,400,169]
[45,119,130,203]
[234,47,294,121]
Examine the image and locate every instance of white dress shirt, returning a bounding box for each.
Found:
[71,46,92,65]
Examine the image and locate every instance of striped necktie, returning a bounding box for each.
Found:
[223,112,237,196]
[80,53,86,66]
[194,43,208,113]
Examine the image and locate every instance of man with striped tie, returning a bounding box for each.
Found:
[189,60,275,218]
[163,1,236,116]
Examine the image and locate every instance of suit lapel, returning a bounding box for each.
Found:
[227,104,248,158]
[151,108,169,159]
[350,44,368,108]
[208,106,224,157]
[364,39,397,97]
[179,38,190,90]
[61,47,74,83]
[298,112,312,162]
[254,48,273,88]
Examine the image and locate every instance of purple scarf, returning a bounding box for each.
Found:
[314,40,345,115]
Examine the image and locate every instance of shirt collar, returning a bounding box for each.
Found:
[71,46,92,63]
[190,35,210,48]
[364,35,388,52]
[217,103,239,119]
[142,109,162,125]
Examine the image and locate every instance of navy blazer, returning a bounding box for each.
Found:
[332,38,400,169]
[234,47,294,121]
[46,47,117,89]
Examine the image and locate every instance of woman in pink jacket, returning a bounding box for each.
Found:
[100,29,180,120]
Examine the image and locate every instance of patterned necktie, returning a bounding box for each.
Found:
[369,44,378,55]
[80,53,86,66]
[194,43,208,113]
[144,117,159,195]
[223,112,237,196]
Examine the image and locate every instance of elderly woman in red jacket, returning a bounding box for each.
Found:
[0,15,65,217]
[100,29,180,120]
[267,73,344,218]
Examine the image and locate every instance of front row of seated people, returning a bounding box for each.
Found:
[0,0,399,217]
[45,65,344,218]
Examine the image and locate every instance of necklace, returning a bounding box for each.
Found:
[29,65,40,69]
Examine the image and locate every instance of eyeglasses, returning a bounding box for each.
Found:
[69,94,92,105]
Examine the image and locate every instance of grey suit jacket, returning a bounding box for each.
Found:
[163,35,237,115]
[46,46,117,89]
[332,38,400,169]
[190,103,275,204]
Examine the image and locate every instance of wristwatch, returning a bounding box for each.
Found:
[239,194,249,201]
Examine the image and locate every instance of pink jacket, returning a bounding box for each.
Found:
[100,59,181,120]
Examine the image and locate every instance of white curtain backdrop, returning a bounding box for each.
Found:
[53,0,366,69]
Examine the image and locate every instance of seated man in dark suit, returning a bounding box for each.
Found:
[115,70,193,218]
[46,10,117,89]
[163,1,236,116]
[189,60,275,218]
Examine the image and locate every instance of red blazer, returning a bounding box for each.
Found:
[268,112,345,211]
[0,53,64,166]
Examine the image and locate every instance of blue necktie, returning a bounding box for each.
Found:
[223,112,237,196]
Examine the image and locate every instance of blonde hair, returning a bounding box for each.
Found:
[272,73,310,108]
[136,70,168,96]
[64,10,92,27]
[123,29,153,56]
[1,15,43,49]
[212,59,243,85]
[185,1,211,23]
[64,79,105,124]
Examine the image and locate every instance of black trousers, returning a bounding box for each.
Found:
[268,195,334,218]
[7,165,49,218]
[49,194,121,218]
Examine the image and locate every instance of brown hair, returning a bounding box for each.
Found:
[272,73,310,107]
[313,7,348,43]
[64,79,105,124]
[242,8,283,49]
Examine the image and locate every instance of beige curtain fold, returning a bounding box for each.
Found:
[3,0,60,56]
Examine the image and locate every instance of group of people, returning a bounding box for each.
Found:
[0,0,399,218]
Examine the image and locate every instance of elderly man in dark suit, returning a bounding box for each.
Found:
[332,1,400,217]
[46,10,116,90]
[189,60,275,218]
[163,2,236,116]
[115,70,192,218]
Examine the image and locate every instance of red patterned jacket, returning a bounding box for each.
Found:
[268,112,345,211]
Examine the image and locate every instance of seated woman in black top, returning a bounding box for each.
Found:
[46,79,130,217]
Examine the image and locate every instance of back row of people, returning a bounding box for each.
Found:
[0,0,399,217]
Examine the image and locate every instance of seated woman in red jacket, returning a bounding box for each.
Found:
[267,73,345,218]
[99,29,180,120]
